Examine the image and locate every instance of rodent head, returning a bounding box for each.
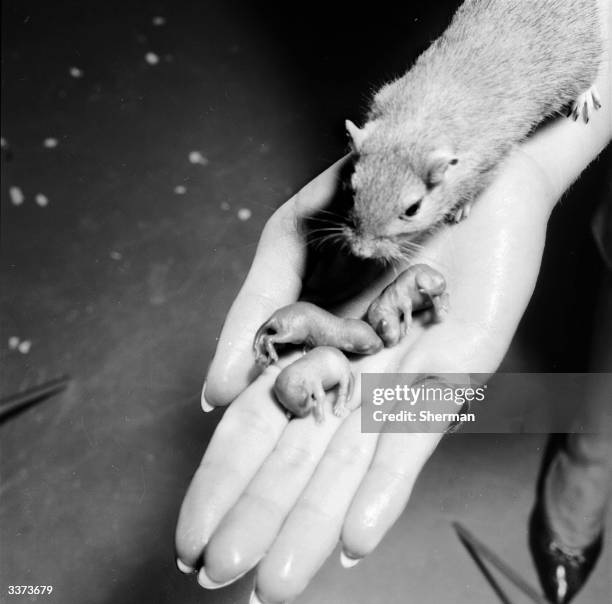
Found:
[343,119,459,259]
[274,373,313,418]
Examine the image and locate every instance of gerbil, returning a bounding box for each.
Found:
[253,301,383,367]
[343,0,602,259]
[367,264,449,346]
[273,346,355,422]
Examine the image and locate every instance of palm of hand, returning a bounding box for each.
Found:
[175,150,553,602]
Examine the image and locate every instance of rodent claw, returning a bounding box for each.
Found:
[570,87,601,125]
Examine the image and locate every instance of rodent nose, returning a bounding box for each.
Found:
[350,236,375,259]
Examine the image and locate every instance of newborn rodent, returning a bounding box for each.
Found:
[257,265,448,422]
[253,301,383,367]
[367,264,448,346]
[273,346,354,422]
[254,263,448,368]
[343,0,602,259]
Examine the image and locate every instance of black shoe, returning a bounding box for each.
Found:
[529,496,603,603]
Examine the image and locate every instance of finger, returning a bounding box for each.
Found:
[175,368,288,569]
[204,156,350,408]
[253,412,379,604]
[341,358,473,562]
[203,399,345,584]
[341,430,443,562]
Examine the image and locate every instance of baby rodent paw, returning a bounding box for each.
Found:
[253,332,279,367]
[569,86,602,124]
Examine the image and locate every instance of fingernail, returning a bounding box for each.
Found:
[340,550,363,568]
[201,381,214,412]
[249,589,282,604]
[176,558,196,574]
[249,589,267,604]
[197,566,243,589]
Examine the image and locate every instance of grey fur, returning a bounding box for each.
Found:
[346,0,602,259]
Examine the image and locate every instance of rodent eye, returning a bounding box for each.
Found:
[402,200,422,219]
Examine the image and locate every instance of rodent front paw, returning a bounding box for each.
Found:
[569,86,602,124]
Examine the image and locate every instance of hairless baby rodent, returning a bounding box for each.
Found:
[253,301,383,367]
[367,264,448,346]
[343,0,603,259]
[274,347,355,422]
[254,264,447,366]
[254,265,448,421]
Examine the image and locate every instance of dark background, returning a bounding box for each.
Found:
[1,1,610,603]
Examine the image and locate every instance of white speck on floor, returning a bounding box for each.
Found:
[188,151,209,166]
[145,52,160,65]
[9,186,24,206]
[35,194,49,207]
[8,337,19,350]
[0,137,7,148]
[109,251,122,261]
[174,185,187,195]
[18,340,32,354]
[220,201,230,211]
[69,66,83,78]
[43,137,58,149]
[152,16,166,26]
[237,208,252,221]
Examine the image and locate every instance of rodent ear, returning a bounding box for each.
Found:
[345,120,376,152]
[426,149,459,186]
[345,120,365,152]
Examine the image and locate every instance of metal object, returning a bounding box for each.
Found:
[0,375,71,422]
[453,521,549,604]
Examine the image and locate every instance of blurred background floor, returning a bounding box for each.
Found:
[1,1,610,602]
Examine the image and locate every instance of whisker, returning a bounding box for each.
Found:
[304,217,346,230]
[306,232,346,250]
[305,230,345,244]
[307,226,345,234]
[310,208,346,219]
[398,242,438,265]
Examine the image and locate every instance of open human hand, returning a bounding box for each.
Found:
[175,56,610,603]
[173,154,550,602]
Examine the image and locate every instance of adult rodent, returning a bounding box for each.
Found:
[343,0,603,259]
